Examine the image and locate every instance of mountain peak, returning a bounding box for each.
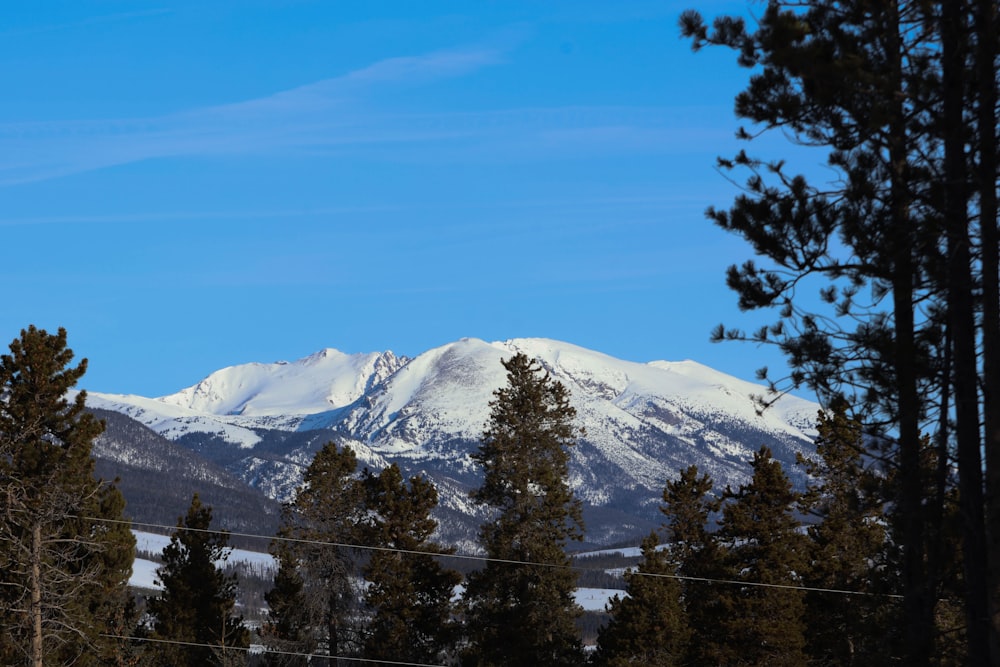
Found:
[301,347,349,364]
[153,347,408,417]
[87,337,819,546]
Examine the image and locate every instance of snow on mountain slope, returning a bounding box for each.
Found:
[86,348,409,447]
[84,391,264,448]
[158,348,407,416]
[512,338,816,492]
[335,338,513,454]
[93,337,816,456]
[646,359,818,432]
[337,338,815,455]
[297,338,819,530]
[89,336,818,478]
[87,337,821,546]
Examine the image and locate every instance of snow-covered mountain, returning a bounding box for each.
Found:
[159,348,407,419]
[87,338,819,548]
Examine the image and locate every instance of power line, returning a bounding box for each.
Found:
[90,513,902,600]
[98,633,449,667]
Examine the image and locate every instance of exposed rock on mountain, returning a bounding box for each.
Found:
[86,338,818,548]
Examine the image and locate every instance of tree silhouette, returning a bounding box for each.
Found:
[360,464,461,665]
[461,353,585,666]
[0,325,135,667]
[146,494,249,666]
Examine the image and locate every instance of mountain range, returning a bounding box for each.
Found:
[85,337,820,549]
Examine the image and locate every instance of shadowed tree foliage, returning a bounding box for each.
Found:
[798,405,895,664]
[660,465,725,665]
[592,531,688,666]
[262,538,309,667]
[146,493,249,667]
[461,353,585,667]
[679,1,1000,661]
[360,463,461,666]
[264,448,461,667]
[0,325,135,667]
[714,446,807,666]
[264,441,365,666]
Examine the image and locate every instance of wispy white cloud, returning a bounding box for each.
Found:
[196,48,506,119]
[0,204,406,227]
[342,49,506,87]
[0,191,711,228]
[0,38,720,186]
[0,46,506,185]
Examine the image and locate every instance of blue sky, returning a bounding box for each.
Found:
[1,1,820,397]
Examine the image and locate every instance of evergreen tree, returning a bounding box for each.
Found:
[262,538,310,667]
[461,353,585,666]
[660,465,725,665]
[265,441,365,665]
[592,531,687,666]
[680,2,1000,660]
[798,405,893,664]
[937,3,993,658]
[146,493,249,667]
[79,484,142,667]
[714,447,807,666]
[0,325,135,667]
[677,2,987,660]
[360,464,461,666]
[974,0,1000,649]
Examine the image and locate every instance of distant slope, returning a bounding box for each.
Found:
[90,408,281,541]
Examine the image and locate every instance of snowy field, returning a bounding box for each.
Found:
[131,531,626,609]
[130,530,276,590]
[574,588,623,612]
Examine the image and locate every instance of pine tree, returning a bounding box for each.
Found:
[714,446,807,666]
[461,353,585,666]
[680,2,1000,659]
[360,464,461,666]
[265,441,365,665]
[798,405,893,664]
[659,465,725,665]
[262,537,310,667]
[0,325,135,667]
[592,532,687,666]
[76,484,142,667]
[974,0,1000,650]
[146,493,249,667]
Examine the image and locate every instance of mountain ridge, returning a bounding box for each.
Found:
[85,337,820,547]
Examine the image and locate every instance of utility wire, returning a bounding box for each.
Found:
[98,633,448,667]
[88,513,903,599]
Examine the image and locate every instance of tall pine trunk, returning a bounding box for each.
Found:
[886,3,932,662]
[976,0,1000,661]
[328,601,339,667]
[31,522,43,667]
[941,1,991,662]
